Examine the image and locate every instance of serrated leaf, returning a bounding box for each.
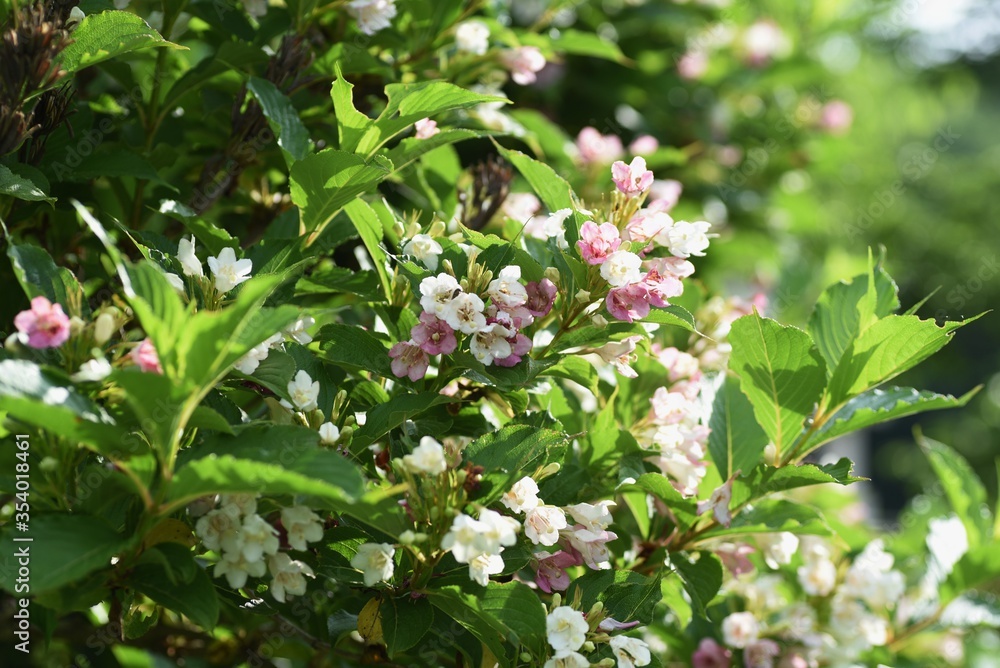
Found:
[381,595,435,655]
[465,425,567,505]
[315,323,393,377]
[60,11,184,75]
[826,315,971,406]
[728,315,826,457]
[0,163,54,203]
[479,581,547,655]
[7,242,82,307]
[801,386,977,454]
[343,199,391,300]
[669,551,723,618]
[130,558,219,630]
[247,76,311,165]
[732,459,863,506]
[621,473,698,530]
[643,305,697,331]
[702,499,832,538]
[289,149,392,232]
[808,267,899,374]
[352,392,454,449]
[919,434,992,551]
[708,374,769,479]
[495,145,575,212]
[426,587,509,667]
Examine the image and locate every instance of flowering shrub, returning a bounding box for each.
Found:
[0,1,997,667]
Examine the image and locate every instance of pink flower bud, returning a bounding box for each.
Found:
[576,127,624,165]
[131,338,163,374]
[692,638,732,668]
[14,296,71,349]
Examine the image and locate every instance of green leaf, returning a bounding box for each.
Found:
[381,595,435,655]
[940,544,1000,605]
[343,199,391,300]
[330,67,374,153]
[708,375,769,479]
[384,129,496,174]
[352,392,454,449]
[0,514,130,594]
[919,434,992,551]
[808,267,899,373]
[479,581,547,656]
[495,145,575,212]
[620,473,698,530]
[728,315,826,457]
[289,150,393,232]
[732,459,863,505]
[644,305,697,331]
[0,163,54,203]
[60,11,184,75]
[546,29,627,62]
[426,587,509,667]
[669,551,723,618]
[7,242,81,306]
[356,82,508,156]
[702,499,832,538]
[247,76,311,165]
[464,425,567,504]
[315,324,393,377]
[543,356,600,396]
[60,149,173,188]
[129,557,219,630]
[801,386,978,454]
[826,315,971,407]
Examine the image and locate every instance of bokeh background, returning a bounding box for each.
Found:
[504,0,1000,522]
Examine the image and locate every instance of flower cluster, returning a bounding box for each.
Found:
[441,508,521,586]
[545,604,652,668]
[193,494,322,602]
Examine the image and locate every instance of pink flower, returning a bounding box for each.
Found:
[534,550,578,593]
[131,338,163,374]
[646,256,695,279]
[648,179,683,212]
[598,617,642,632]
[594,336,642,378]
[388,341,429,381]
[624,210,672,245]
[524,279,557,317]
[502,46,546,85]
[576,126,624,165]
[641,268,684,308]
[692,638,732,668]
[494,331,532,367]
[14,296,71,349]
[697,478,734,527]
[410,312,457,355]
[612,157,654,197]
[744,639,780,668]
[820,100,853,134]
[605,284,651,323]
[678,50,709,80]
[576,221,621,265]
[414,118,440,139]
[562,527,617,569]
[655,346,701,383]
[715,543,756,576]
[629,135,659,156]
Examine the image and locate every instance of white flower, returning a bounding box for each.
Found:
[281,505,325,551]
[177,235,204,277]
[487,265,528,309]
[927,514,968,575]
[524,506,567,546]
[403,436,448,475]
[282,370,320,412]
[501,476,540,513]
[502,192,541,222]
[419,273,462,318]
[469,322,512,364]
[567,501,615,534]
[165,272,185,293]
[207,246,253,293]
[757,532,799,569]
[403,234,444,270]
[413,118,440,139]
[220,493,257,517]
[664,220,712,258]
[241,0,268,19]
[225,514,280,563]
[351,543,396,586]
[195,507,241,552]
[455,20,490,55]
[797,557,837,596]
[610,635,651,668]
[468,552,504,586]
[214,551,266,589]
[546,606,588,653]
[600,250,643,287]
[721,611,759,648]
[319,422,341,445]
[284,315,315,345]
[444,292,487,334]
[234,340,271,374]
[477,509,520,553]
[347,0,396,35]
[502,46,546,85]
[267,552,315,602]
[648,450,705,497]
[843,541,905,608]
[543,652,590,668]
[71,357,112,382]
[442,514,486,563]
[594,336,642,378]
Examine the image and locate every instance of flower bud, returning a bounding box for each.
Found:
[307,409,326,430]
[543,267,560,284]
[537,462,561,478]
[5,332,23,351]
[399,530,416,544]
[764,443,777,465]
[413,532,427,542]
[583,641,596,653]
[93,312,116,345]
[39,456,59,472]
[592,314,608,328]
[69,316,86,335]
[587,601,604,617]
[575,289,591,303]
